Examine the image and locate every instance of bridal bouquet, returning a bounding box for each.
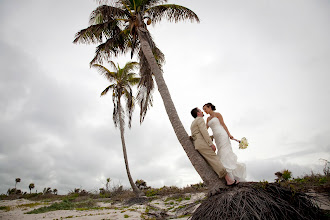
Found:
[239,137,249,149]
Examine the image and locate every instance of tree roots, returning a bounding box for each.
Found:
[190,182,326,220]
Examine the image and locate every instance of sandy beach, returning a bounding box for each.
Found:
[1,189,329,220]
[0,192,206,220]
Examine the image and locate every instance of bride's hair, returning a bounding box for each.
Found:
[204,103,216,110]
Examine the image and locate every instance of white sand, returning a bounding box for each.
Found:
[0,192,206,220]
[1,191,328,219]
[0,199,146,219]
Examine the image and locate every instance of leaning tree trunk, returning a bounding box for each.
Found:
[137,26,226,190]
[117,98,144,196]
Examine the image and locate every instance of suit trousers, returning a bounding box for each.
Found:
[197,147,227,178]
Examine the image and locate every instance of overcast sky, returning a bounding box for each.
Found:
[0,0,329,195]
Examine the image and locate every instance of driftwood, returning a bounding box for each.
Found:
[190,182,326,220]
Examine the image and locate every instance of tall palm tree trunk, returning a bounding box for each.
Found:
[118,98,143,196]
[137,27,225,188]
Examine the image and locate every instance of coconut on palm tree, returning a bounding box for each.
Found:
[74,0,223,188]
[92,60,143,196]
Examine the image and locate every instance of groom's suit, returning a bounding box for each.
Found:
[191,117,227,178]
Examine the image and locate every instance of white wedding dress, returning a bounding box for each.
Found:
[208,117,246,181]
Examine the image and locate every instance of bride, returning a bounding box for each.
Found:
[203,103,246,181]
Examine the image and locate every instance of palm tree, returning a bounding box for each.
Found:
[74,0,222,188]
[15,178,21,189]
[29,183,35,194]
[92,60,143,196]
[106,178,111,191]
[43,187,52,195]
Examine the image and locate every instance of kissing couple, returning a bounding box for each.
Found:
[190,103,246,186]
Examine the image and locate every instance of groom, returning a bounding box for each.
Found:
[190,107,236,185]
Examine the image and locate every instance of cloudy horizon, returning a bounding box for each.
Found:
[0,0,329,195]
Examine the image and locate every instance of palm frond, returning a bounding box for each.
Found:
[101,84,115,96]
[136,85,154,123]
[122,87,135,128]
[153,45,165,66]
[136,50,155,123]
[122,61,139,74]
[89,5,129,25]
[108,61,118,71]
[92,64,117,82]
[90,34,131,66]
[127,74,140,86]
[142,0,168,9]
[119,0,135,11]
[146,4,200,24]
[112,100,120,127]
[74,19,122,44]
[73,24,102,44]
[112,90,126,130]
[96,60,141,128]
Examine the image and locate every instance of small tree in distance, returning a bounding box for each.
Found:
[106,178,111,192]
[29,183,35,194]
[15,178,21,189]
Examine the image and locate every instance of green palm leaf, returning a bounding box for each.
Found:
[146,4,200,24]
[100,84,115,96]
[89,5,129,25]
[92,64,117,82]
[73,20,121,44]
[95,61,140,128]
[90,31,132,65]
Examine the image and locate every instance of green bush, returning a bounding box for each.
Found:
[145,189,159,197]
[282,169,292,181]
[319,177,327,184]
[0,206,10,211]
[26,200,74,214]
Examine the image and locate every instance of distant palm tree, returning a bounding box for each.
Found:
[43,187,52,195]
[74,0,221,187]
[15,178,21,189]
[92,61,143,196]
[53,189,58,195]
[106,178,111,191]
[29,183,35,194]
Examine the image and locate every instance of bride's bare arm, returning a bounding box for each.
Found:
[216,112,233,139]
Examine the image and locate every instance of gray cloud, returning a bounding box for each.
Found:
[0,0,329,194]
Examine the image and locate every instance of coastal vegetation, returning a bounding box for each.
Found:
[1,170,329,219]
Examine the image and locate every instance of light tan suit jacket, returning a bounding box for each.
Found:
[190,117,213,150]
[190,117,227,178]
